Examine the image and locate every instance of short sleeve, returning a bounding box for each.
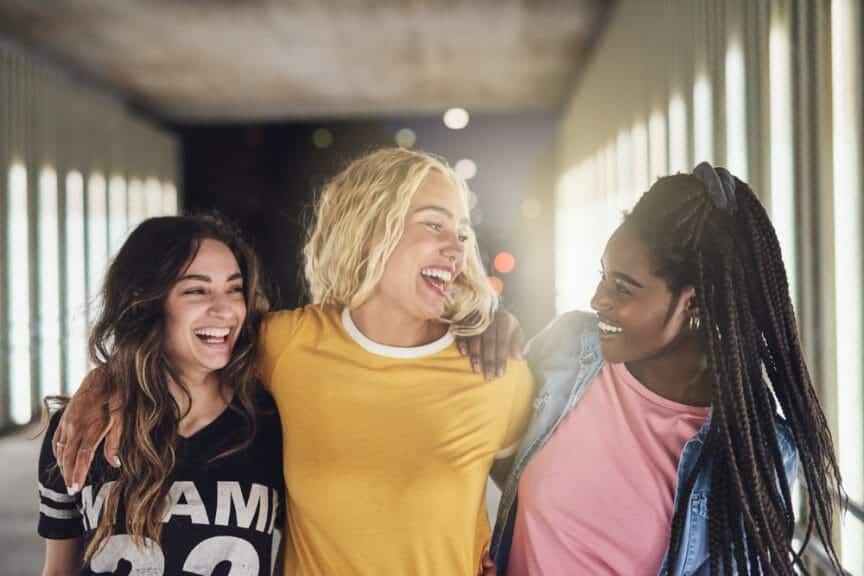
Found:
[497,361,535,457]
[257,309,304,389]
[38,411,85,540]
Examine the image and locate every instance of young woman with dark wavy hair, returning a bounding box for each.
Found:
[38,214,283,576]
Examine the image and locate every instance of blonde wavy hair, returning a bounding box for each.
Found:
[303,147,497,335]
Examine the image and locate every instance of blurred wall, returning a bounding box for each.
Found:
[0,38,180,430]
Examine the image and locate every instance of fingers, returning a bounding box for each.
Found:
[68,416,115,492]
[479,550,496,576]
[103,417,122,469]
[510,325,525,361]
[494,314,510,378]
[481,325,497,381]
[468,336,482,374]
[68,442,98,494]
[456,338,469,356]
[59,422,82,491]
[52,414,66,461]
[56,366,116,491]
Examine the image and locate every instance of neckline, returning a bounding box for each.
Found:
[611,362,711,416]
[177,398,235,442]
[341,308,454,358]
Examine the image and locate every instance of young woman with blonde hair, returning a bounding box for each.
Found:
[53,147,534,576]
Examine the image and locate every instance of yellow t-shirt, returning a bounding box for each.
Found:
[258,304,534,576]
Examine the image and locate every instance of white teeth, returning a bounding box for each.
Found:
[194,327,231,338]
[598,320,623,334]
[420,268,453,283]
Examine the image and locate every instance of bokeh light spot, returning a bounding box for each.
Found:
[443,107,470,130]
[454,158,477,180]
[312,128,334,149]
[494,252,516,274]
[395,128,417,148]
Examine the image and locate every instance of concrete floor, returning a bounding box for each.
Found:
[0,425,45,576]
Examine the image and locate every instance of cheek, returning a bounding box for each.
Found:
[162,312,187,349]
[619,303,673,343]
[163,301,196,342]
[234,302,248,325]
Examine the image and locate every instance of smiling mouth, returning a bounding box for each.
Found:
[193,327,232,345]
[420,267,454,298]
[597,318,623,336]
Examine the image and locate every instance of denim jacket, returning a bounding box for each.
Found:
[490,311,799,575]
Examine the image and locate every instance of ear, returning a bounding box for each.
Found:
[678,285,699,318]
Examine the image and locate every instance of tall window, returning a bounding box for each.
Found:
[725,36,749,179]
[145,178,163,218]
[7,161,32,424]
[65,172,87,393]
[693,72,714,163]
[649,108,668,180]
[555,165,580,313]
[38,167,61,398]
[162,182,178,215]
[616,128,634,207]
[632,121,650,194]
[668,91,689,172]
[128,178,146,229]
[87,173,108,333]
[832,0,863,570]
[108,175,128,256]
[769,6,797,306]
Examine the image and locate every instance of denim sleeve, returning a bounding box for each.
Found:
[524,310,596,369]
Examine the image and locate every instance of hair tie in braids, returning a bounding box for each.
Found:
[693,162,737,214]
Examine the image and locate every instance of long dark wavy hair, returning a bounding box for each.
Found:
[624,174,843,575]
[84,213,269,560]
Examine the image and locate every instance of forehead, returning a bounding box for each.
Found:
[185,238,241,274]
[409,170,469,220]
[603,226,655,276]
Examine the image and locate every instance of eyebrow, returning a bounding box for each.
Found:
[413,205,470,226]
[600,261,644,289]
[611,271,644,289]
[178,272,243,283]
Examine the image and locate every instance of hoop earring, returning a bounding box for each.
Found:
[689,315,702,331]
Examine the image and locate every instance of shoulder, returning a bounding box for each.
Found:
[260,304,338,344]
[525,310,599,366]
[38,407,66,462]
[252,390,282,431]
[501,359,533,387]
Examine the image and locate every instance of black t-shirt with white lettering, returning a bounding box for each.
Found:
[38,392,285,576]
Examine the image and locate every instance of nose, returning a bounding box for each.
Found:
[442,230,465,268]
[590,280,612,313]
[207,292,236,318]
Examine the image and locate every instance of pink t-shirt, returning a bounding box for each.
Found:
[507,362,710,576]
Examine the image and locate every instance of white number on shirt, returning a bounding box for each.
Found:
[89,535,263,575]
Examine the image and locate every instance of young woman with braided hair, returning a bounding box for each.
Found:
[489,163,843,575]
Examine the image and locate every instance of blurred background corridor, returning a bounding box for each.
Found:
[0,0,861,573]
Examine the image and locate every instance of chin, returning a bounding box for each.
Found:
[599,340,628,364]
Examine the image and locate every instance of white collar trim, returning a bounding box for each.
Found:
[341,308,454,358]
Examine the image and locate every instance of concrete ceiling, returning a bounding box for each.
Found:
[0,0,610,121]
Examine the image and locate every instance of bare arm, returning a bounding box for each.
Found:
[52,366,123,492]
[42,538,84,576]
[456,310,524,381]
